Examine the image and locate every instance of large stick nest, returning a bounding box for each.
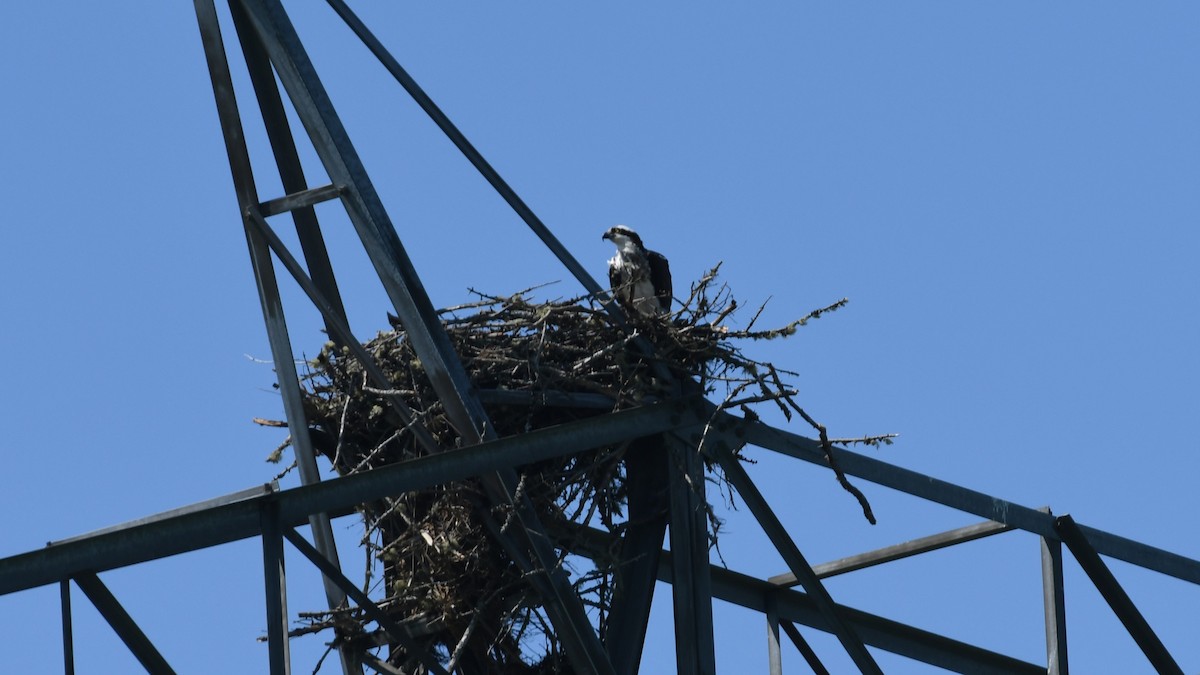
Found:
[273,266,886,672]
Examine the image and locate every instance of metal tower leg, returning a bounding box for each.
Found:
[60,580,75,675]
[200,0,618,669]
[607,440,670,674]
[1040,533,1068,675]
[228,0,349,339]
[766,593,783,675]
[667,438,717,675]
[261,501,292,675]
[193,3,358,673]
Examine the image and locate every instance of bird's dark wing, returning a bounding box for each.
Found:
[607,261,622,294]
[648,250,672,312]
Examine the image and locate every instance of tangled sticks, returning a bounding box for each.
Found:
[273,267,891,671]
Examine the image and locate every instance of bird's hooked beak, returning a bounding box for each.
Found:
[601,229,613,241]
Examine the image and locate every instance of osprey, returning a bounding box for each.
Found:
[602,225,672,317]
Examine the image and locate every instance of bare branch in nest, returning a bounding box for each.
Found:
[745,296,771,333]
[786,398,878,525]
[271,459,297,482]
[828,434,899,448]
[265,436,291,464]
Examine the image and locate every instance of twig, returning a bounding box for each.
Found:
[786,399,877,525]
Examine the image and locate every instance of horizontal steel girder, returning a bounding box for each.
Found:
[0,400,699,596]
[741,418,1200,584]
[566,526,1043,675]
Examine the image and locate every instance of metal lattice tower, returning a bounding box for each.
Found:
[1,1,1197,674]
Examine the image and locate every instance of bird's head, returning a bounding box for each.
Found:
[602,225,644,251]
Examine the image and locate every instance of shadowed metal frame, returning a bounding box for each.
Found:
[1,1,1197,674]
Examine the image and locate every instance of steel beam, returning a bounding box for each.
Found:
[258,183,343,218]
[244,207,440,454]
[52,484,276,546]
[261,501,292,675]
[232,3,615,669]
[741,417,1200,585]
[706,562,1042,675]
[233,0,491,440]
[193,8,354,674]
[0,400,692,596]
[667,438,717,675]
[565,527,1044,675]
[770,517,1017,586]
[323,0,615,310]
[765,593,783,675]
[1040,534,1068,675]
[74,573,177,675]
[60,580,75,675]
[605,440,670,675]
[228,0,349,334]
[715,447,882,674]
[1055,515,1182,675]
[476,388,617,410]
[779,621,831,675]
[361,653,405,675]
[246,208,595,668]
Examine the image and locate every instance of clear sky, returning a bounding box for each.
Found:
[1,2,1197,673]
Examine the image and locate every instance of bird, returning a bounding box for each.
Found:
[602,225,672,317]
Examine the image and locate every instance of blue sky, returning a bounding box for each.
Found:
[1,2,1197,673]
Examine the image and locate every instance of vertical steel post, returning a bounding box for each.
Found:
[1040,535,1068,675]
[667,440,717,675]
[261,501,292,675]
[766,592,783,675]
[606,441,670,675]
[60,580,74,675]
